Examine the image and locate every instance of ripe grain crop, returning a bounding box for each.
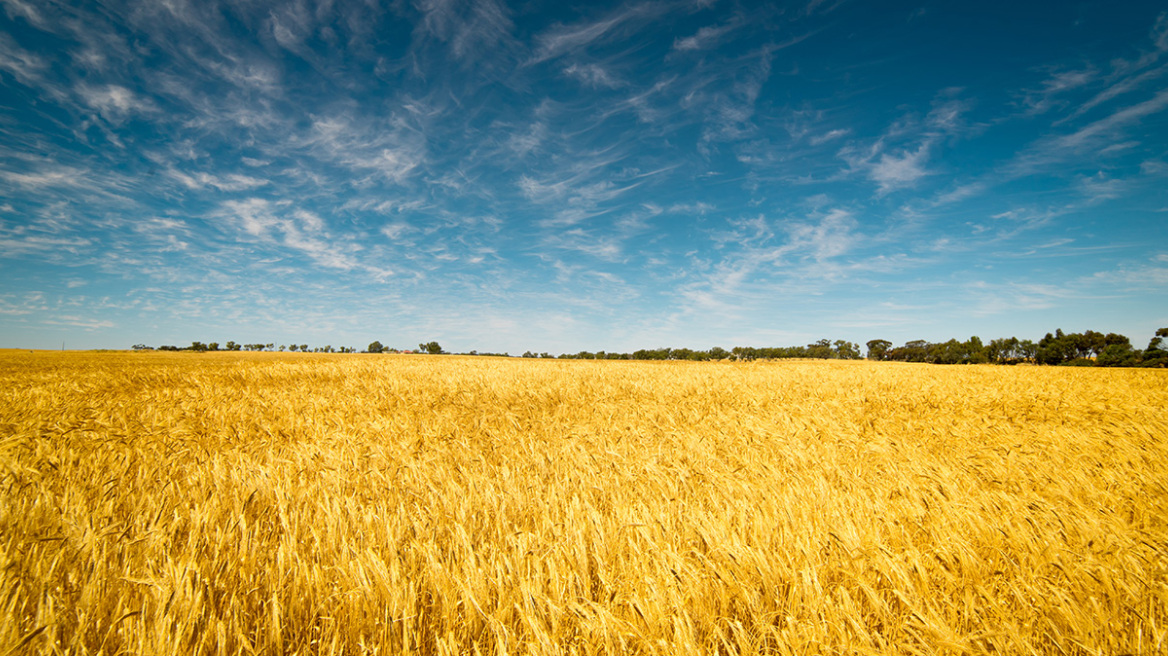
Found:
[1,350,1166,655]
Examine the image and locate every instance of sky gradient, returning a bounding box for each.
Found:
[2,0,1166,353]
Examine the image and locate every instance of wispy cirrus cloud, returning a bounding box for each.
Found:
[672,20,737,52]
[530,2,664,63]
[0,31,46,87]
[218,198,378,274]
[563,62,623,88]
[168,169,269,192]
[1010,88,1168,175]
[414,0,516,62]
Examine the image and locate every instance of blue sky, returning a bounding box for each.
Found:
[1,0,1166,353]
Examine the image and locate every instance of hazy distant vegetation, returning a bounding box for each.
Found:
[132,327,1168,367]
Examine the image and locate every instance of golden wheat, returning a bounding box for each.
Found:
[1,350,1166,655]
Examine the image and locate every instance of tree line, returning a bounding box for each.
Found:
[130,328,1167,367]
[867,328,1167,367]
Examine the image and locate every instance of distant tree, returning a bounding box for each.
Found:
[1148,327,1168,352]
[1036,331,1075,365]
[834,340,862,360]
[288,344,298,352]
[131,344,152,350]
[300,344,308,352]
[1078,330,1106,359]
[420,341,444,355]
[368,341,383,353]
[963,336,988,363]
[732,346,757,361]
[225,341,241,351]
[708,346,729,360]
[1018,339,1037,362]
[928,339,963,365]
[1097,343,1138,367]
[806,339,834,359]
[1142,328,1168,367]
[189,341,207,352]
[866,339,892,361]
[207,342,219,351]
[987,337,1022,364]
[890,340,931,362]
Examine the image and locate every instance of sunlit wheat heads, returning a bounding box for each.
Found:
[2,350,1166,654]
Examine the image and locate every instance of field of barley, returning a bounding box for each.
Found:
[1,350,1166,655]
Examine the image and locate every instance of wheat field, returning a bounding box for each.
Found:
[1,350,1166,655]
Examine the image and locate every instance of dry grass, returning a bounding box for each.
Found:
[1,350,1166,655]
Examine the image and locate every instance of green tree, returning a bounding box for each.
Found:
[420,341,444,355]
[1097,343,1138,367]
[866,339,892,361]
[1036,330,1074,365]
[962,336,987,364]
[1147,327,1168,352]
[367,341,384,353]
[833,340,862,360]
[1143,328,1168,367]
[806,339,835,359]
[889,340,930,362]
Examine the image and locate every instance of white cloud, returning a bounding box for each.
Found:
[305,115,425,184]
[932,182,985,206]
[169,170,269,191]
[783,208,858,261]
[672,22,735,52]
[563,63,622,89]
[381,223,413,240]
[926,96,973,134]
[0,32,46,87]
[869,144,930,194]
[0,234,91,257]
[76,84,154,122]
[415,0,515,61]
[1076,171,1125,203]
[808,128,849,146]
[44,315,117,330]
[0,0,46,27]
[218,199,380,275]
[1052,88,1168,152]
[531,3,660,63]
[1021,68,1096,115]
[0,165,89,190]
[222,198,278,236]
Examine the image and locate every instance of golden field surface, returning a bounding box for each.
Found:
[1,351,1167,655]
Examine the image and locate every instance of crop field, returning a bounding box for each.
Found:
[1,350,1167,655]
